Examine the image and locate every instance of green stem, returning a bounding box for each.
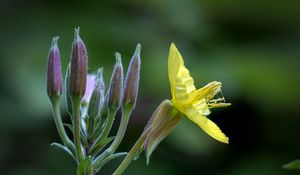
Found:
[92,107,132,170]
[72,96,85,162]
[51,97,75,155]
[109,107,132,153]
[112,131,147,175]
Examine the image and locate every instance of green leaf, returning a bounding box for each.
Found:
[283,159,300,170]
[93,152,127,172]
[91,122,103,141]
[89,137,114,156]
[51,142,75,160]
[65,63,72,116]
[91,109,108,140]
[77,156,93,175]
[80,126,89,148]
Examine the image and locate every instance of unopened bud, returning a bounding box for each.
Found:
[123,44,141,108]
[107,53,124,110]
[69,28,88,98]
[47,36,63,99]
[88,68,105,118]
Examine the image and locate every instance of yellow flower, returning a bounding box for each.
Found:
[168,43,231,143]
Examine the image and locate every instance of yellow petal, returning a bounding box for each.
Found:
[192,99,210,116]
[177,65,195,94]
[168,43,196,105]
[183,106,229,143]
[168,43,183,96]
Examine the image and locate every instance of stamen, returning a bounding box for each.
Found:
[209,98,225,103]
[207,90,231,108]
[208,90,226,104]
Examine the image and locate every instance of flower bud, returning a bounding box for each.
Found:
[143,100,182,164]
[69,28,88,98]
[47,36,63,99]
[88,68,105,118]
[107,53,124,110]
[123,44,141,108]
[82,74,96,107]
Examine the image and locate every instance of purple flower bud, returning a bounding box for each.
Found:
[107,53,124,110]
[47,36,63,99]
[123,44,141,108]
[69,28,88,98]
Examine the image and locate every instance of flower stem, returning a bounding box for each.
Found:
[113,131,147,175]
[72,96,85,162]
[109,107,132,153]
[51,97,75,155]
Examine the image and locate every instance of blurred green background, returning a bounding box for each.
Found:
[0,0,300,174]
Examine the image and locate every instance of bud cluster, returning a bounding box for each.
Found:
[46,28,142,174]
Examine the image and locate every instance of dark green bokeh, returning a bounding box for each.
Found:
[0,0,300,174]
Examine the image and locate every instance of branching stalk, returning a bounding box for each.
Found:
[113,131,147,175]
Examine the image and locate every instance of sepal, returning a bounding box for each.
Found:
[143,99,182,164]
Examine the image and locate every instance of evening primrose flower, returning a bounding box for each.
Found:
[168,43,230,143]
[144,43,230,162]
[113,43,231,174]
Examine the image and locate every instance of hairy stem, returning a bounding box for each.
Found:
[51,97,75,155]
[72,96,85,162]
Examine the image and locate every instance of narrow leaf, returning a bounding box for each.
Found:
[283,159,300,170]
[93,152,127,172]
[81,127,89,148]
[89,137,114,156]
[51,142,75,160]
